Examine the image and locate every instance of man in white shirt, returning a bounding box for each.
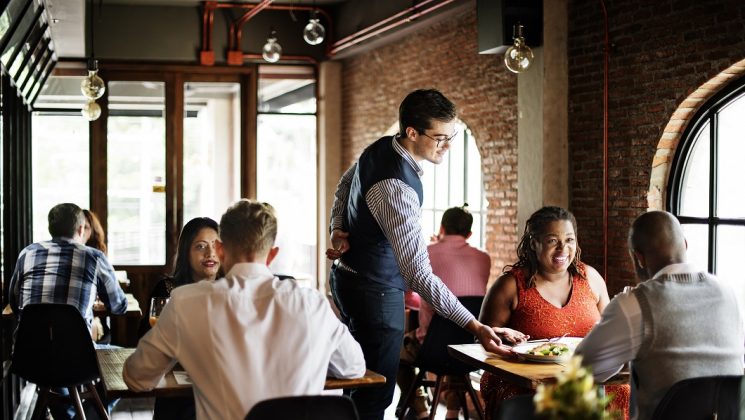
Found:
[575,211,744,420]
[124,200,366,419]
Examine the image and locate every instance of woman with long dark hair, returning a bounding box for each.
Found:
[139,217,221,420]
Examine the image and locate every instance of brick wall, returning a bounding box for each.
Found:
[568,0,745,294]
[341,6,519,282]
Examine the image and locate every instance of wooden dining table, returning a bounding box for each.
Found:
[96,348,386,399]
[448,343,629,390]
[2,293,142,320]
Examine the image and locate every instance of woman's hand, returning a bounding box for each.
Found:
[496,327,529,345]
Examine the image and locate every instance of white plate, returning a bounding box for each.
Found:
[513,337,583,363]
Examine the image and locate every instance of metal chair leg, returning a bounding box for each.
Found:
[398,369,427,420]
[69,386,87,420]
[428,375,445,420]
[30,387,49,420]
[85,382,110,420]
[464,375,485,420]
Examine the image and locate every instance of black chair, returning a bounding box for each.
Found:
[11,303,109,420]
[651,375,743,420]
[494,394,535,420]
[397,296,485,420]
[245,395,359,420]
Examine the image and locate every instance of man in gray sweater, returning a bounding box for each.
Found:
[576,211,744,420]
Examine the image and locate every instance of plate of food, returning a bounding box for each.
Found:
[512,337,583,363]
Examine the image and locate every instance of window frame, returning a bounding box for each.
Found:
[667,75,745,273]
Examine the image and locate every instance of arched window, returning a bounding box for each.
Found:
[668,76,745,287]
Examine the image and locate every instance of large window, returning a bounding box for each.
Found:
[668,77,745,302]
[256,66,317,282]
[183,82,241,223]
[107,80,166,265]
[31,76,91,242]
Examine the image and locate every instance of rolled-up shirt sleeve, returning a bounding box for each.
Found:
[329,163,356,233]
[95,254,128,315]
[123,298,179,391]
[575,291,643,382]
[366,179,474,328]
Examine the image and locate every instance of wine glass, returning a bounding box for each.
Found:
[149,297,169,327]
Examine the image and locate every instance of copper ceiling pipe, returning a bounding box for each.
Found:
[601,0,609,281]
[329,0,457,56]
[230,4,334,63]
[331,0,439,48]
[231,0,274,51]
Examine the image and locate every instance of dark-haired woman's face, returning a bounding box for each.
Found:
[531,220,577,274]
[189,227,219,281]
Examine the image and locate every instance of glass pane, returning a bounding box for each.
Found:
[466,129,484,209]
[183,82,241,223]
[0,1,37,78]
[31,114,90,242]
[421,164,435,209]
[716,93,745,218]
[448,129,465,205]
[35,75,88,109]
[107,81,166,265]
[419,209,436,241]
[470,212,483,248]
[679,121,710,217]
[257,65,316,114]
[716,225,745,320]
[681,223,709,273]
[256,114,317,281]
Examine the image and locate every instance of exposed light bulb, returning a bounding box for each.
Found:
[504,23,534,74]
[81,59,106,99]
[262,32,282,63]
[303,14,325,45]
[81,100,101,121]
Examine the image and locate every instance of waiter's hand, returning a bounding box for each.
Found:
[325,229,350,260]
[466,319,517,357]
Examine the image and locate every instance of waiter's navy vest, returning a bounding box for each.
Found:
[341,136,423,289]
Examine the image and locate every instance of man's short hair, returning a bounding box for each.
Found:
[219,199,277,257]
[48,203,84,238]
[441,205,473,237]
[398,89,456,136]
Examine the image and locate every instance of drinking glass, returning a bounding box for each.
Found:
[149,297,169,327]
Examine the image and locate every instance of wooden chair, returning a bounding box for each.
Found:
[397,296,485,420]
[11,303,109,420]
[245,395,359,420]
[651,375,743,420]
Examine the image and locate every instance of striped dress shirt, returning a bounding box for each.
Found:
[330,136,474,328]
[9,238,128,330]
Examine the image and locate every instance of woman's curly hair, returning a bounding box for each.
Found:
[504,206,584,288]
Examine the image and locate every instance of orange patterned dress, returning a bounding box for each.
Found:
[480,264,630,420]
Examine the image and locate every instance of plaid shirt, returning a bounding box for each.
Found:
[9,237,128,330]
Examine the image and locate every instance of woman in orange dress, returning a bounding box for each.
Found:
[479,206,630,419]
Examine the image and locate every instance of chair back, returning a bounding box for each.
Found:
[245,395,359,420]
[651,375,743,420]
[416,296,484,376]
[11,303,101,388]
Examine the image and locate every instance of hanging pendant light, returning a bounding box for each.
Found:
[262,29,282,63]
[81,58,105,100]
[504,23,534,74]
[303,10,325,45]
[81,0,105,120]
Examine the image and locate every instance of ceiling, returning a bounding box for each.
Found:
[43,0,467,60]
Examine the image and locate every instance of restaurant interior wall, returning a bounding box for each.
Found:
[340,5,519,284]
[568,0,745,294]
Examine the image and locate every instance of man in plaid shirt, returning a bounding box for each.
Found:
[9,202,127,335]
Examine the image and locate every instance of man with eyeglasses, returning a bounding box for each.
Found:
[326,89,527,420]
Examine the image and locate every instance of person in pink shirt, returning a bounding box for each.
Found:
[397,204,491,419]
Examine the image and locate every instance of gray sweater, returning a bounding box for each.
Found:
[632,271,744,420]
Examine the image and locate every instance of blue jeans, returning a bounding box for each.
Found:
[331,267,405,420]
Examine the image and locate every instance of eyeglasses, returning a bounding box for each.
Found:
[420,131,457,147]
